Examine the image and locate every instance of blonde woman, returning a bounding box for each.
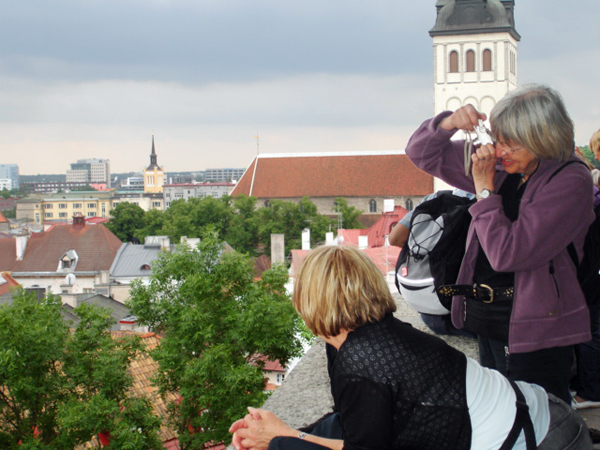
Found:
[230,245,591,450]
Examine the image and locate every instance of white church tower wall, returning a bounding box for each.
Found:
[428,0,520,191]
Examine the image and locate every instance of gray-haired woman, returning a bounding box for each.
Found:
[405,84,595,403]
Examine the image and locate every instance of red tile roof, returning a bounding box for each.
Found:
[12,224,122,273]
[290,245,400,279]
[231,152,433,198]
[0,212,8,223]
[0,239,17,271]
[0,272,20,296]
[364,206,408,248]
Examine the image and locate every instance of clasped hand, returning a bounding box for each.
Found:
[229,407,296,450]
[439,104,497,188]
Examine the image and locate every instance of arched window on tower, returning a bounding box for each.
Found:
[466,50,475,72]
[449,51,459,73]
[369,199,377,213]
[483,49,492,71]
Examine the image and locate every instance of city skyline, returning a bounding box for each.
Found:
[1,1,599,175]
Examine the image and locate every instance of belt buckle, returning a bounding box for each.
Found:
[479,284,494,303]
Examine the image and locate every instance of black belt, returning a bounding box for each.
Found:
[436,284,514,303]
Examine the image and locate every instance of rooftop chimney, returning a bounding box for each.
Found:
[72,213,85,226]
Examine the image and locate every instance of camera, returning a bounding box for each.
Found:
[473,120,493,147]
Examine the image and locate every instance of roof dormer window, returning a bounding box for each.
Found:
[58,249,78,272]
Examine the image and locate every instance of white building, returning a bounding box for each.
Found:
[66,158,111,188]
[163,182,235,210]
[429,0,519,190]
[0,164,19,189]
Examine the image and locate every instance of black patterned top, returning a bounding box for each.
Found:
[327,314,471,450]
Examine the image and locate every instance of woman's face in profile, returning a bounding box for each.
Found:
[494,139,539,177]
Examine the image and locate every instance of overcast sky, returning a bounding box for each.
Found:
[1,0,599,175]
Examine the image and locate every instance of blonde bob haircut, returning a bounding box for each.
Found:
[293,245,396,338]
[590,129,600,158]
[490,84,574,162]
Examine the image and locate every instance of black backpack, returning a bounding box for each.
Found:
[395,191,476,315]
[551,161,600,309]
[574,203,600,308]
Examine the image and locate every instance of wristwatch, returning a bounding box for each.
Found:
[476,188,495,200]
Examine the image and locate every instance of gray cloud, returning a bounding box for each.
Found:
[0,0,598,174]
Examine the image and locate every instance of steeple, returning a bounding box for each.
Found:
[147,135,160,170]
[430,0,520,41]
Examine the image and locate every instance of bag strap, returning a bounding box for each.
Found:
[499,380,538,450]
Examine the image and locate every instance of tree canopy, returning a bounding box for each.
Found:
[127,234,308,448]
[107,195,365,259]
[0,290,162,449]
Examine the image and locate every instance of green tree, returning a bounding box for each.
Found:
[107,202,146,242]
[580,145,599,168]
[255,197,331,257]
[127,234,306,449]
[334,197,364,230]
[137,208,166,242]
[69,185,97,192]
[0,290,162,449]
[1,208,15,219]
[225,195,260,255]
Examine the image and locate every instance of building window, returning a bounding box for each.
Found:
[276,373,285,384]
[369,199,377,213]
[59,203,68,209]
[87,203,96,208]
[466,50,475,72]
[483,49,492,71]
[87,212,96,217]
[405,198,414,211]
[510,51,516,75]
[449,51,459,73]
[140,264,151,270]
[44,213,53,218]
[264,200,271,208]
[152,201,161,208]
[43,204,53,209]
[73,203,82,209]
[59,213,68,218]
[175,193,183,198]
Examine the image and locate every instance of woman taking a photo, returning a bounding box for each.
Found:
[229,245,591,450]
[404,84,595,403]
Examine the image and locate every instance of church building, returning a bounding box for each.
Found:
[143,135,165,194]
[429,0,520,117]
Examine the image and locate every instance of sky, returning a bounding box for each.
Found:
[1,1,599,176]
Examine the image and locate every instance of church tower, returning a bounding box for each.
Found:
[143,135,165,194]
[429,0,520,117]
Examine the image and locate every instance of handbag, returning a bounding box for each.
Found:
[437,284,514,341]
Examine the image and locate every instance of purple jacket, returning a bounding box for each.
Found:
[406,112,595,353]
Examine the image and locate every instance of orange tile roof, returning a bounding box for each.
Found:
[121,332,179,444]
[0,212,8,223]
[364,206,408,248]
[12,224,122,273]
[290,246,400,279]
[0,240,16,271]
[0,272,20,296]
[231,152,433,199]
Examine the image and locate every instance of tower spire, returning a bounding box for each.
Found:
[147,135,159,169]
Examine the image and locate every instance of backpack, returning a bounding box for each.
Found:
[551,161,600,309]
[395,191,476,315]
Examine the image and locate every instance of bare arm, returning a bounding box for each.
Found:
[230,408,343,450]
[388,222,409,248]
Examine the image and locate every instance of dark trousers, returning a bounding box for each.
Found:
[268,414,342,450]
[420,313,476,338]
[571,300,600,401]
[478,336,574,404]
